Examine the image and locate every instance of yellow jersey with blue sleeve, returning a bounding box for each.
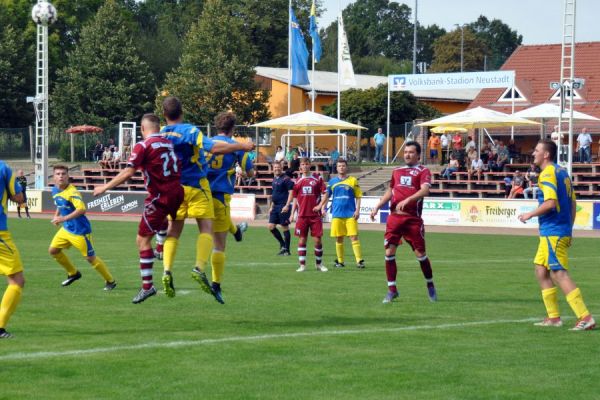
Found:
[0,161,24,276]
[161,123,215,187]
[327,176,362,218]
[0,161,22,231]
[52,184,92,235]
[537,163,575,237]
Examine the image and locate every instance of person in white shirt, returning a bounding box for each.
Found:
[274,146,285,163]
[440,133,449,165]
[110,147,121,169]
[469,157,484,181]
[465,136,476,152]
[576,128,592,163]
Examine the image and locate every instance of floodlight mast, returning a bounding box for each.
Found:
[32,1,55,189]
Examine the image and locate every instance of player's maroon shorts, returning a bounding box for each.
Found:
[295,216,323,238]
[138,188,184,237]
[384,213,426,253]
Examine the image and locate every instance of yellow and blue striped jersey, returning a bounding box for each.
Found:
[206,135,253,196]
[52,184,92,235]
[327,176,362,218]
[161,123,215,188]
[538,163,576,236]
[0,161,22,231]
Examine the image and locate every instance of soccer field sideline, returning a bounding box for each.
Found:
[0,316,556,361]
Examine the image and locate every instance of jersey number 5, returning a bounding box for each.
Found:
[160,151,178,177]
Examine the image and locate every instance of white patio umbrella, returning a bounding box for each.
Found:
[251,111,366,159]
[418,106,540,159]
[512,103,599,121]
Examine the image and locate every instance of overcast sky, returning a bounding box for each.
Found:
[320,0,600,45]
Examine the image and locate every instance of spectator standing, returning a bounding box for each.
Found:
[465,136,476,152]
[440,133,449,165]
[373,128,386,163]
[93,141,104,162]
[427,133,441,164]
[328,147,340,174]
[286,152,300,178]
[106,138,116,153]
[508,139,518,162]
[576,128,592,163]
[452,133,463,151]
[285,146,296,166]
[15,170,30,219]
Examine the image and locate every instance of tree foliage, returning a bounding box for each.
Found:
[158,0,270,125]
[467,15,523,70]
[322,84,440,128]
[0,24,31,127]
[429,28,487,73]
[51,0,155,128]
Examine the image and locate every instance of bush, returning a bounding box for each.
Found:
[58,142,88,162]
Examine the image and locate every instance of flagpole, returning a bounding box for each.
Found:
[337,7,341,161]
[287,0,292,149]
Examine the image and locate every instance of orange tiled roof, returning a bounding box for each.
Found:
[469,42,600,120]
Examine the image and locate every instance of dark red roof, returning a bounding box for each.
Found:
[470,42,600,122]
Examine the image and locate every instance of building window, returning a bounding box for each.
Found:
[497,86,527,102]
[549,87,583,101]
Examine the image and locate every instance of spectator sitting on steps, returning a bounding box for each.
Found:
[441,155,459,180]
[507,171,525,199]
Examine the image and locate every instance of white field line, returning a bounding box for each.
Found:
[0,317,541,361]
[25,256,600,271]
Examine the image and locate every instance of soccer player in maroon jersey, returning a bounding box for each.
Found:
[370,141,437,303]
[289,158,328,272]
[94,114,184,304]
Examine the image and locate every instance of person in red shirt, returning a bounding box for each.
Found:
[94,114,184,304]
[370,141,437,303]
[289,158,328,272]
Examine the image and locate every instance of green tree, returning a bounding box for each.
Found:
[429,28,487,73]
[158,0,269,125]
[0,24,31,127]
[322,84,440,128]
[51,0,155,128]
[416,24,446,67]
[467,15,523,70]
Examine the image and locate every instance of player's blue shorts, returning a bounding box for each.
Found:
[534,236,571,271]
[269,205,290,226]
[50,227,96,257]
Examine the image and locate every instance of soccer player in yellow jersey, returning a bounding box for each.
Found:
[0,161,25,338]
[518,140,595,331]
[49,165,116,290]
[320,159,364,269]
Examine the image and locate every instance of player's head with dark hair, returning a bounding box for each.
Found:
[141,113,161,135]
[299,157,311,174]
[162,96,183,121]
[534,139,557,166]
[299,157,310,164]
[214,112,236,135]
[404,140,421,155]
[336,158,347,166]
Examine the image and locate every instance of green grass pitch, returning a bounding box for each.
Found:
[1,218,598,399]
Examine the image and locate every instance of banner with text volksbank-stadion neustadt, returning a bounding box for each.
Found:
[388,71,515,91]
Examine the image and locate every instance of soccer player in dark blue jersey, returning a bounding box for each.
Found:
[519,140,595,331]
[206,112,254,303]
[268,161,294,255]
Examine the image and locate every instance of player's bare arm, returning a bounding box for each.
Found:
[318,192,329,214]
[518,199,557,223]
[9,192,24,204]
[283,190,294,213]
[93,167,136,196]
[370,187,392,220]
[211,140,255,155]
[354,197,361,220]
[290,198,298,222]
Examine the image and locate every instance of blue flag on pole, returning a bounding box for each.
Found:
[309,1,322,63]
[290,8,309,86]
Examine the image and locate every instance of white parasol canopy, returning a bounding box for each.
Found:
[512,103,600,121]
[417,106,540,129]
[251,110,366,131]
